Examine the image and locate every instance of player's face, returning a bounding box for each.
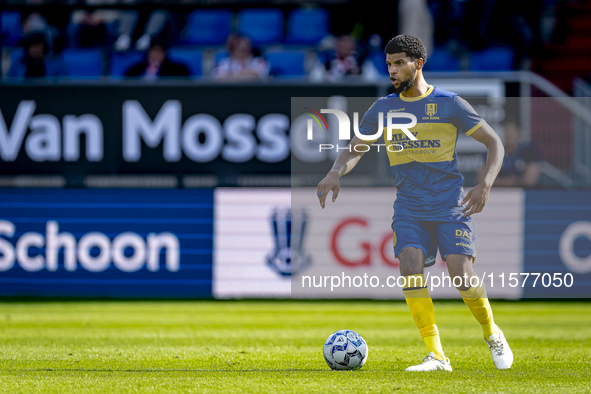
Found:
[386,53,418,94]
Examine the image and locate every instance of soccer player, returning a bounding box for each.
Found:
[316,35,513,372]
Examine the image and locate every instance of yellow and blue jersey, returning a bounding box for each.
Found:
[358,85,484,219]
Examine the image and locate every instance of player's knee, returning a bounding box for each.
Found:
[398,247,424,276]
[446,254,476,291]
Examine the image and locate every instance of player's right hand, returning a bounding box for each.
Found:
[317,170,340,209]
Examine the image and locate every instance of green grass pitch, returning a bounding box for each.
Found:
[0,300,590,393]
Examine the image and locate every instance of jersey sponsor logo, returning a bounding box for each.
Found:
[390,132,442,149]
[425,103,437,116]
[383,123,457,165]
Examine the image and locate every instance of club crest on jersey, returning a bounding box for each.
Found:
[425,103,437,116]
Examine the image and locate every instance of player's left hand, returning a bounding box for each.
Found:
[462,183,490,217]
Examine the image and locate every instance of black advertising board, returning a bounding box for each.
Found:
[0,82,379,179]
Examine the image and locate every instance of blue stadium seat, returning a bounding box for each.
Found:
[61,49,103,77]
[469,47,514,71]
[182,10,231,45]
[368,51,388,75]
[10,47,24,64]
[1,11,22,46]
[285,8,328,45]
[266,50,306,78]
[110,51,144,77]
[214,50,229,65]
[424,49,462,72]
[238,9,283,45]
[168,48,203,76]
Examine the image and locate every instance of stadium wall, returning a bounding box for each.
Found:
[1,188,589,299]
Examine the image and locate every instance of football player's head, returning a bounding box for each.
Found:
[384,35,427,94]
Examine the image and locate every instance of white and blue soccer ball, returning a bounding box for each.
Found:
[323,329,368,370]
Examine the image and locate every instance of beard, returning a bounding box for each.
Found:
[392,65,417,95]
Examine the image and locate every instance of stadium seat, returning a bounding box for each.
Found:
[368,51,388,75]
[1,11,22,47]
[423,49,462,72]
[285,8,328,45]
[109,51,144,77]
[266,50,306,78]
[182,10,231,45]
[238,9,283,45]
[9,47,24,64]
[61,49,103,77]
[168,48,203,76]
[469,47,514,71]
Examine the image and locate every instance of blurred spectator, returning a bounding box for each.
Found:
[398,0,434,55]
[23,13,56,47]
[8,31,67,78]
[72,10,110,48]
[494,121,543,188]
[212,35,270,80]
[310,35,361,82]
[124,36,190,79]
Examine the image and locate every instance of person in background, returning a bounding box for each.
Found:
[212,35,270,80]
[71,10,110,48]
[493,120,543,187]
[8,31,67,78]
[22,13,58,49]
[124,36,190,79]
[311,35,361,82]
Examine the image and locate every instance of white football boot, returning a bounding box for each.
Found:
[485,329,514,370]
[405,352,452,372]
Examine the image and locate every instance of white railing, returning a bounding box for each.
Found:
[573,77,591,186]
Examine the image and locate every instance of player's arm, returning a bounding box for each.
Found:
[316,136,376,209]
[462,121,505,217]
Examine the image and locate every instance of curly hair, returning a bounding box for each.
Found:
[384,35,427,63]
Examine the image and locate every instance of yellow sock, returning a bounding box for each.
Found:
[459,281,500,338]
[403,274,445,360]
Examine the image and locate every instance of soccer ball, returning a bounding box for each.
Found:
[323,329,368,370]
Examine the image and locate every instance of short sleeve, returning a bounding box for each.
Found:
[357,99,383,137]
[452,96,484,136]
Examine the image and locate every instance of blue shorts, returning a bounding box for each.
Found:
[392,216,477,262]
